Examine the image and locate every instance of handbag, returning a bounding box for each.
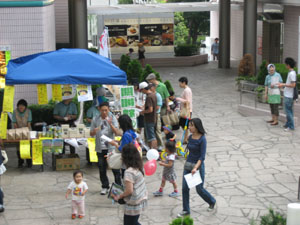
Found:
[162,114,171,126]
[1,150,8,165]
[180,102,190,118]
[169,111,179,125]
[184,161,196,171]
[107,150,122,169]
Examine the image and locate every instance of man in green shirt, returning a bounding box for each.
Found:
[53,98,78,154]
[146,73,170,116]
[53,99,78,124]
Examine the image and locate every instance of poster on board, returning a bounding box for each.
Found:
[62,85,76,100]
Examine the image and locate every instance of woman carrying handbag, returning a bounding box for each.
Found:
[176,77,193,144]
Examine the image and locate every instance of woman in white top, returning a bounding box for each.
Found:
[176,77,193,144]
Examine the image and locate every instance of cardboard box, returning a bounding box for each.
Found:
[69,128,77,138]
[77,124,85,138]
[55,154,80,171]
[84,128,91,138]
[61,125,70,138]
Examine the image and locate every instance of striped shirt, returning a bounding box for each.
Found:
[124,167,148,216]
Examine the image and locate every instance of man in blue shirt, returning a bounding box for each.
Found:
[211,38,219,61]
[149,83,163,150]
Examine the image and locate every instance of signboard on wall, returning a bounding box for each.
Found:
[0,46,11,76]
[105,17,174,54]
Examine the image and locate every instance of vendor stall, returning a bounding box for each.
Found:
[1,48,127,171]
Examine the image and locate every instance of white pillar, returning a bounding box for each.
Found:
[287,203,300,225]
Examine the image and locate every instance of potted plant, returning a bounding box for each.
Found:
[255,86,267,103]
[237,53,256,91]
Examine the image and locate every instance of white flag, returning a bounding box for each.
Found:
[99,27,109,58]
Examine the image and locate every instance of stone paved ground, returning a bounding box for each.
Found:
[0,61,300,225]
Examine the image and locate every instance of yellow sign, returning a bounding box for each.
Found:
[0,77,5,89]
[20,140,31,159]
[52,84,62,101]
[87,138,98,163]
[37,84,48,105]
[32,139,43,165]
[0,112,8,139]
[2,85,14,112]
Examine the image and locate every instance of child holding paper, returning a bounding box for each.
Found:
[66,171,88,219]
[153,141,179,197]
[178,118,216,218]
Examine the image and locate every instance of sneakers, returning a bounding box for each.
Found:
[0,207,4,213]
[207,202,216,212]
[71,214,76,219]
[168,192,179,197]
[101,188,108,195]
[177,211,190,218]
[284,127,294,132]
[153,190,163,196]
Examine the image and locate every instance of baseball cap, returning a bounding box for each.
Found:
[139,82,149,90]
[163,125,172,132]
[146,73,156,81]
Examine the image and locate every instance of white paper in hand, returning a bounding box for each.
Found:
[101,135,113,143]
[184,170,202,189]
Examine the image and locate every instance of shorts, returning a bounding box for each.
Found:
[144,122,156,142]
[179,112,192,129]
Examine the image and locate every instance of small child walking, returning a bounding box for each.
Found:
[153,141,179,197]
[65,171,88,219]
[163,125,176,142]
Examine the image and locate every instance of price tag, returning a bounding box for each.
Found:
[87,138,98,163]
[20,140,31,159]
[37,84,48,105]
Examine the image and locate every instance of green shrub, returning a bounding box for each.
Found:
[257,60,268,85]
[119,54,131,74]
[141,64,162,82]
[127,59,143,83]
[164,80,174,93]
[260,208,286,225]
[170,216,193,225]
[175,44,198,56]
[29,100,56,125]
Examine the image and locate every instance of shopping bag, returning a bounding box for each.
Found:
[107,150,122,169]
[162,114,171,125]
[180,102,190,118]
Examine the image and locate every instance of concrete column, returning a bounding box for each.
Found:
[243,0,257,68]
[68,0,88,49]
[218,0,231,68]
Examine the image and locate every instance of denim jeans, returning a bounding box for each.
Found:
[182,162,216,214]
[97,151,122,189]
[284,97,294,130]
[124,214,141,225]
[0,186,3,206]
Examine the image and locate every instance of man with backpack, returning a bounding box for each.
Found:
[278,57,298,131]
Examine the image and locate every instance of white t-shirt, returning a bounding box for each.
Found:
[67,181,88,201]
[284,70,297,98]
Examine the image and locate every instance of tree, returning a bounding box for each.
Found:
[168,0,210,45]
[174,12,189,45]
[141,64,162,82]
[119,54,131,74]
[127,60,143,83]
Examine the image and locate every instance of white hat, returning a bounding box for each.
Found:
[139,82,148,90]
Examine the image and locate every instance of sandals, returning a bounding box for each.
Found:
[270,122,278,126]
[266,120,274,123]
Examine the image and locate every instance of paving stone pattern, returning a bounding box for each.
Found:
[0,62,299,225]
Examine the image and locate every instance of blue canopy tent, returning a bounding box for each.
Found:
[5,48,127,85]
